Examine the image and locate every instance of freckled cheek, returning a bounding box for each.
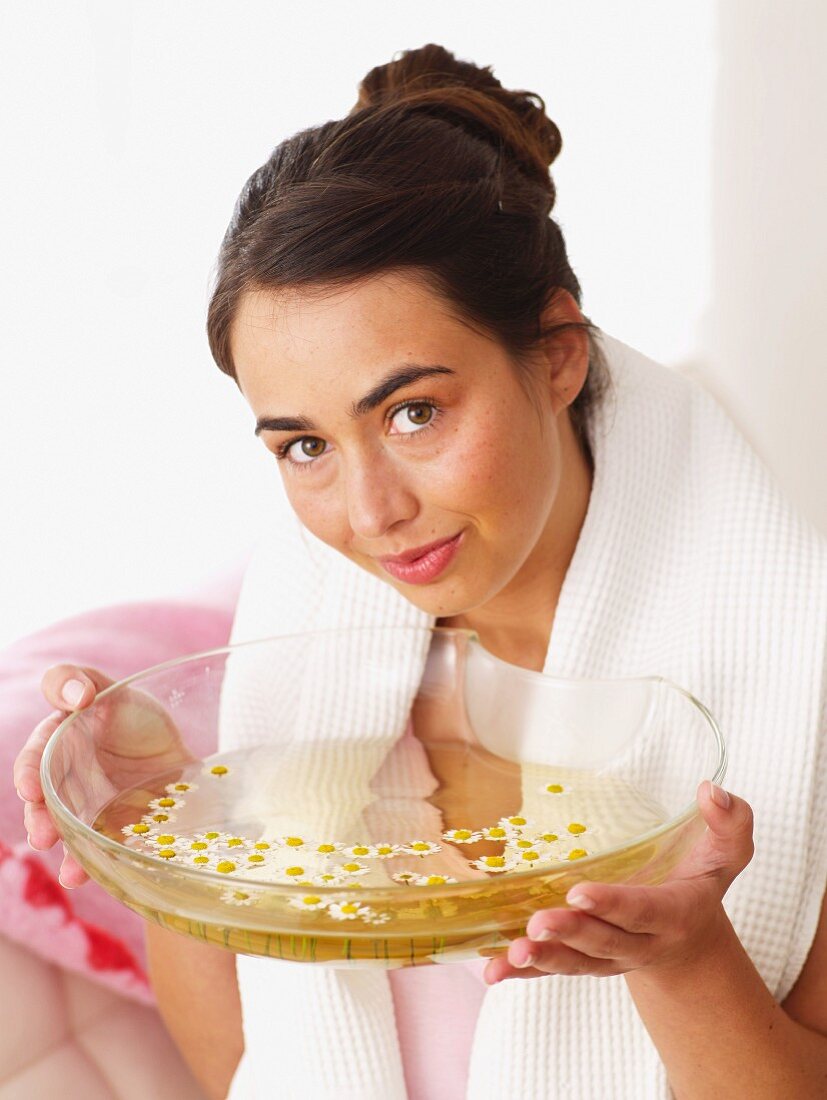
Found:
[283,483,351,547]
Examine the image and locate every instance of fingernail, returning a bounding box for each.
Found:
[514,951,536,969]
[567,892,596,910]
[710,782,731,809]
[62,680,86,707]
[26,835,36,850]
[531,928,554,942]
[16,788,26,802]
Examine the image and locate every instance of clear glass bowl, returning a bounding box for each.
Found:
[41,626,725,969]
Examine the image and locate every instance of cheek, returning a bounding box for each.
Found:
[282,479,349,547]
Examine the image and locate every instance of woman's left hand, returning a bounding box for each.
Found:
[483,780,755,985]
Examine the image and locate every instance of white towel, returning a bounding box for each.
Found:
[222,331,827,1099]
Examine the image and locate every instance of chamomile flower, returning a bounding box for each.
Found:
[280,865,310,880]
[371,842,403,859]
[413,873,459,886]
[274,835,308,851]
[470,853,518,873]
[567,848,589,861]
[478,825,512,842]
[513,849,544,867]
[188,853,214,868]
[327,900,372,921]
[400,840,442,857]
[533,831,560,845]
[153,847,179,861]
[337,861,371,877]
[121,822,153,838]
[141,811,176,826]
[215,860,239,874]
[540,781,568,795]
[146,833,178,847]
[311,841,345,857]
[506,836,538,852]
[244,852,272,866]
[220,835,251,851]
[498,815,533,832]
[392,871,420,885]
[147,796,183,812]
[221,888,254,906]
[442,828,483,844]
[312,871,348,887]
[289,893,328,912]
[566,823,588,836]
[342,844,374,860]
[165,781,196,794]
[206,764,229,777]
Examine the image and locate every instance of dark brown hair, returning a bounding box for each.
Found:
[207,43,608,451]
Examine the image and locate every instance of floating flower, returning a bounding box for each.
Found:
[189,854,212,867]
[343,844,373,859]
[154,848,178,861]
[221,888,253,906]
[289,893,328,912]
[534,832,560,845]
[392,871,420,885]
[515,850,543,865]
[273,836,307,850]
[414,873,459,886]
[327,900,372,921]
[215,860,238,874]
[442,828,482,844]
[371,842,403,859]
[312,841,345,857]
[498,815,533,831]
[147,796,183,812]
[401,840,442,857]
[208,765,229,777]
[121,822,152,837]
[313,871,347,887]
[338,861,371,877]
[282,865,309,879]
[470,854,517,873]
[567,823,587,835]
[165,781,196,794]
[507,837,537,851]
[245,853,270,866]
[541,782,567,795]
[479,826,511,841]
[142,812,176,825]
[567,848,588,860]
[221,836,250,850]
[147,833,178,847]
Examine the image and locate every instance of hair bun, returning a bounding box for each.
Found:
[353,43,562,194]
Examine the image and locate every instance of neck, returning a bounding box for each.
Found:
[439,412,593,671]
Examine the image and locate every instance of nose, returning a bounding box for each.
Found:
[343,450,419,542]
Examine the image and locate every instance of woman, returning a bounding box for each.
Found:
[14,43,827,1099]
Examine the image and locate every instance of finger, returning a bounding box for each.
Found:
[526,907,653,964]
[40,664,113,713]
[59,851,89,888]
[23,798,60,849]
[14,711,65,801]
[485,938,620,983]
[694,781,755,884]
[551,879,695,936]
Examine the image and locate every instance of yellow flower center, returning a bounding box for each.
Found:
[568,849,588,860]
[545,783,564,794]
[193,855,209,864]
[157,848,176,859]
[410,842,430,852]
[158,798,175,808]
[376,845,394,854]
[285,837,304,847]
[254,842,270,850]
[226,837,244,847]
[521,851,541,862]
[302,896,322,906]
[507,816,527,826]
[317,843,336,853]
[453,830,473,840]
[130,823,150,834]
[247,854,265,863]
[484,856,505,867]
[156,834,175,845]
[205,831,220,840]
[216,861,236,873]
[190,841,208,851]
[351,846,370,856]
[151,813,170,823]
[539,833,559,843]
[487,828,506,839]
[285,866,305,877]
[173,783,190,791]
[341,903,359,915]
[514,838,533,849]
[210,765,228,776]
[342,862,362,873]
[567,823,586,835]
[232,891,249,901]
[425,875,447,885]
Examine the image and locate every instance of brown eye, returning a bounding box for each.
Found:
[406,404,432,425]
[300,439,326,457]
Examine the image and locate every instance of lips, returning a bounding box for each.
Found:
[377,531,465,585]
[378,533,462,566]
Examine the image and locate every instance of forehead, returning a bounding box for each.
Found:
[230,271,491,401]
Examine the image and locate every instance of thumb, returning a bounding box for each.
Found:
[696,779,755,886]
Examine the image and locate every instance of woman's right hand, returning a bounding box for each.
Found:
[14,664,195,888]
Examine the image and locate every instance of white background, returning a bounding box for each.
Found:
[2,2,824,651]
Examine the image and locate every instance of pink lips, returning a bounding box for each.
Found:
[378,531,465,585]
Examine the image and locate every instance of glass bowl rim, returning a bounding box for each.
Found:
[41,624,727,896]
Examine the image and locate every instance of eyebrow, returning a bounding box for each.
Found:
[254,363,456,436]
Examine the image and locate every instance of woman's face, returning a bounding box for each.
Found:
[231,270,585,621]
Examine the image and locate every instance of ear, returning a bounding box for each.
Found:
[539,289,590,416]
